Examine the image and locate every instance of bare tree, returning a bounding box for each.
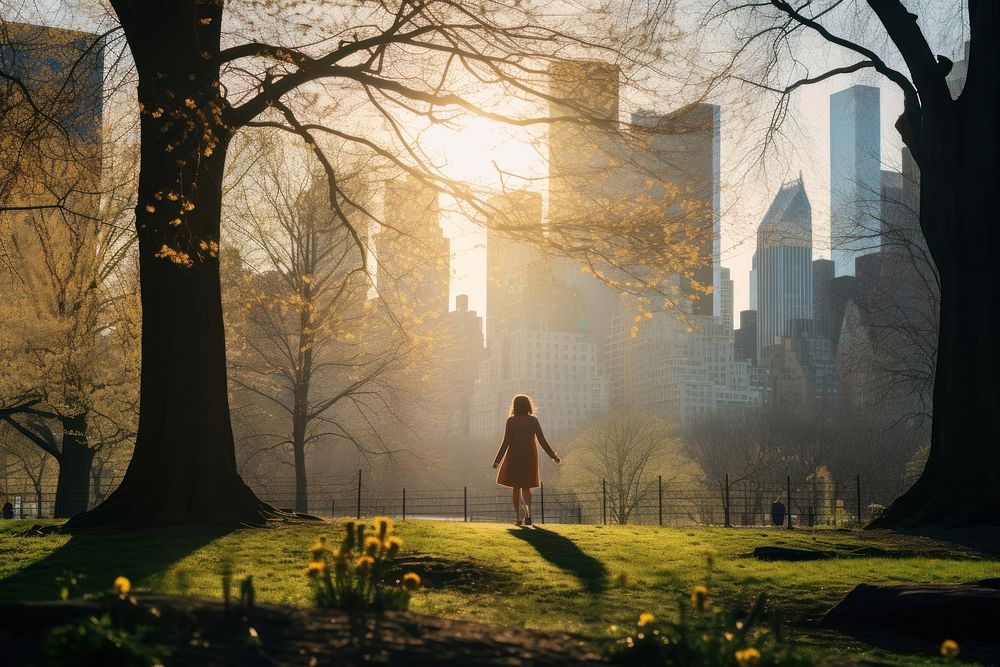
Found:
[224,140,408,513]
[568,412,698,524]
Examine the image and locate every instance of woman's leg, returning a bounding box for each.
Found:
[521,487,533,518]
[511,487,523,522]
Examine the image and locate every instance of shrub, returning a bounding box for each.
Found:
[43,576,167,667]
[608,552,814,666]
[305,517,422,611]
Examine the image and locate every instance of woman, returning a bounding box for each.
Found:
[492,394,560,526]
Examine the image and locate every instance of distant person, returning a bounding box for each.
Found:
[493,394,560,526]
[771,498,786,527]
[2,501,13,520]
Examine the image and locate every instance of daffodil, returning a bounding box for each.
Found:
[113,576,131,595]
[402,572,421,591]
[735,647,761,666]
[940,639,959,658]
[385,536,403,556]
[691,585,708,609]
[375,516,392,539]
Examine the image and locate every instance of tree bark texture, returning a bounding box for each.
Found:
[64,1,278,529]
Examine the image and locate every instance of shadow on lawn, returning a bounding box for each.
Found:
[509,526,607,594]
[0,525,233,601]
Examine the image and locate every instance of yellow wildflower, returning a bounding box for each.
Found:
[638,612,655,627]
[735,647,761,666]
[113,576,131,595]
[310,538,327,560]
[364,536,381,556]
[691,585,708,609]
[385,536,403,556]
[940,639,959,658]
[402,572,421,591]
[375,516,392,539]
[305,561,325,577]
[355,555,375,571]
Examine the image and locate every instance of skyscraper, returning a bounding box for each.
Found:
[546,61,721,361]
[376,175,450,322]
[719,267,733,331]
[748,251,758,310]
[830,84,880,276]
[485,190,546,345]
[812,258,835,342]
[756,177,813,359]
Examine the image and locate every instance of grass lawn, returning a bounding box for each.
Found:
[1,519,997,665]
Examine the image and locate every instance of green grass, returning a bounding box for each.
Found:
[1,519,997,664]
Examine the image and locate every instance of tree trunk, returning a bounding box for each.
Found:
[292,398,309,514]
[64,2,277,529]
[871,11,1000,527]
[53,413,95,518]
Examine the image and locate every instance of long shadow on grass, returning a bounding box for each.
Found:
[0,525,233,601]
[509,527,607,595]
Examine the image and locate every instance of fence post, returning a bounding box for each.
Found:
[540,482,545,524]
[331,499,335,517]
[724,473,731,528]
[356,469,362,520]
[578,503,582,524]
[786,475,792,529]
[602,479,607,525]
[463,486,468,522]
[402,488,406,521]
[658,474,663,527]
[856,474,862,529]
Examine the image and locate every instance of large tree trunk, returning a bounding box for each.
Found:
[871,8,1000,527]
[53,413,95,518]
[64,1,277,530]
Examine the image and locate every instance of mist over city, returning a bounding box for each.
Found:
[1,2,997,665]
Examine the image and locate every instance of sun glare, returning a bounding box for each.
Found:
[417,116,545,187]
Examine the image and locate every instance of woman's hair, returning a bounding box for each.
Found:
[509,394,534,417]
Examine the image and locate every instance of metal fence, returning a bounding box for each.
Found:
[2,471,918,528]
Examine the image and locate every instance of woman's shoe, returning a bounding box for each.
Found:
[515,519,523,526]
[524,515,532,526]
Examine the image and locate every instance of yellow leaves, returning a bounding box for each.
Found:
[184,98,197,109]
[203,146,214,157]
[167,192,179,201]
[169,218,182,227]
[151,107,164,119]
[181,201,195,212]
[155,244,193,268]
[198,240,219,258]
[145,204,156,213]
[199,16,213,24]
